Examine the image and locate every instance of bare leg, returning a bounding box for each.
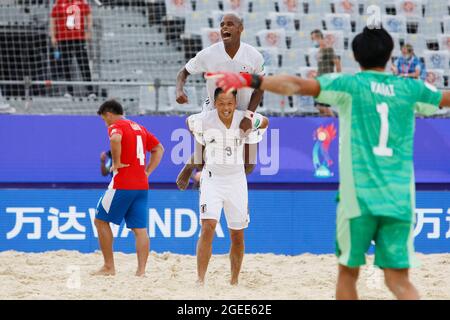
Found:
[336,264,359,300]
[384,269,420,300]
[196,219,217,284]
[133,228,150,277]
[92,219,116,276]
[229,229,245,285]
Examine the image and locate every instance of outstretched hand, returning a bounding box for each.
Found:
[205,72,251,93]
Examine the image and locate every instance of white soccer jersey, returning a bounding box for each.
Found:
[188,110,265,177]
[185,41,265,111]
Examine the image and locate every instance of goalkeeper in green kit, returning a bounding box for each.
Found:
[207,26,450,300]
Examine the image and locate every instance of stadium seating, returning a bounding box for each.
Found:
[0,0,449,116]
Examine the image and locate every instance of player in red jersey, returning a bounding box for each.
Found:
[93,100,164,277]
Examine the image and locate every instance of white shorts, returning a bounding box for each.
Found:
[199,170,249,230]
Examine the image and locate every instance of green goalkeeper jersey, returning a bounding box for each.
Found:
[316,70,442,222]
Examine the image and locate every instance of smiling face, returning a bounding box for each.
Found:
[214,91,237,121]
[220,14,243,45]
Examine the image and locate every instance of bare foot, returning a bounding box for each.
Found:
[176,165,194,190]
[91,266,115,276]
[135,270,146,277]
[230,279,239,286]
[196,279,205,287]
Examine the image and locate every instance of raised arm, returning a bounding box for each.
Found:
[206,72,321,97]
[176,67,191,104]
[259,75,321,97]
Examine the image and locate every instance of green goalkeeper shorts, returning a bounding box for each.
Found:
[335,213,418,269]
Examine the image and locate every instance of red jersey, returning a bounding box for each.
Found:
[107,119,160,190]
[51,0,91,42]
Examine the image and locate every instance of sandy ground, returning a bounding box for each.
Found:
[0,250,448,300]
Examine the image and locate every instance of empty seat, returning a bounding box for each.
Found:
[382,14,407,34]
[262,92,296,114]
[250,0,277,13]
[281,49,307,70]
[184,11,210,35]
[257,47,280,70]
[437,34,450,51]
[168,86,202,113]
[424,69,445,88]
[443,16,450,34]
[331,0,359,14]
[324,13,352,33]
[242,12,268,34]
[405,33,426,52]
[303,0,327,14]
[269,12,298,32]
[200,28,221,48]
[164,0,194,17]
[223,0,250,13]
[289,31,310,49]
[423,50,450,70]
[139,85,174,113]
[395,0,423,17]
[256,29,288,49]
[298,14,324,32]
[194,0,220,11]
[277,0,303,13]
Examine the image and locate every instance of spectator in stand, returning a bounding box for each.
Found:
[50,0,96,99]
[392,44,422,79]
[310,29,342,117]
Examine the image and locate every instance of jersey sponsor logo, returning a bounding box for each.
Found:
[370,82,395,97]
[130,122,142,131]
[313,123,337,178]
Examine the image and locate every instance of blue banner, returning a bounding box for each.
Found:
[0,189,448,254]
[1,116,450,183]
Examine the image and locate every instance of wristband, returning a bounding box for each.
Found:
[240,73,263,89]
[245,110,255,121]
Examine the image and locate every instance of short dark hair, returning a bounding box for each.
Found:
[97,99,124,115]
[352,27,394,69]
[214,87,237,101]
[310,29,323,39]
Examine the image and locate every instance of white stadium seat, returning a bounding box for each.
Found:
[423,50,450,70]
[257,29,288,49]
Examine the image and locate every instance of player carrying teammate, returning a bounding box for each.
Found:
[94,100,164,277]
[175,13,265,189]
[208,27,450,299]
[187,88,268,285]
